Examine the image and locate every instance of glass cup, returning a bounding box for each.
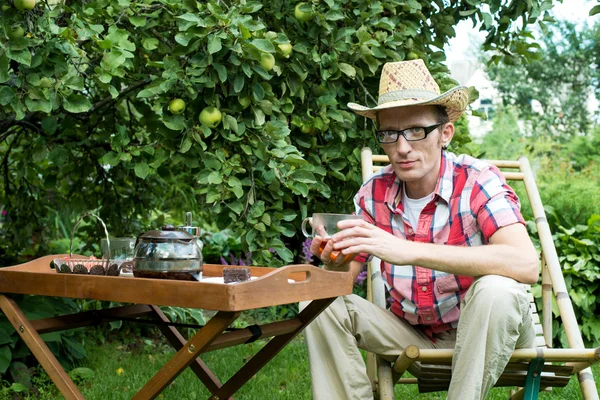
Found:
[101,237,136,273]
[301,213,363,261]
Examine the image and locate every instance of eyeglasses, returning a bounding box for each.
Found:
[375,123,443,144]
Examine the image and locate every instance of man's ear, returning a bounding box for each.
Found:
[441,122,455,148]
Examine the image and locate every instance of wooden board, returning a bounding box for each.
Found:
[0,255,354,311]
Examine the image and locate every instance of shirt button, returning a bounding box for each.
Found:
[421,286,427,292]
[426,316,432,321]
[407,228,413,234]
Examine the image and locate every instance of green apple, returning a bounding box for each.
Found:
[406,51,419,60]
[168,98,186,114]
[259,53,275,71]
[239,97,251,109]
[14,0,36,11]
[39,77,52,88]
[7,26,25,40]
[199,106,222,128]
[278,43,293,58]
[301,124,315,135]
[294,2,314,21]
[264,31,278,40]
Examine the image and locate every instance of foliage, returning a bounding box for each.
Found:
[486,20,597,141]
[529,211,600,348]
[0,295,86,384]
[478,105,526,160]
[0,0,557,269]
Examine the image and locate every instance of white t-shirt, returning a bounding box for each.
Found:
[402,184,434,228]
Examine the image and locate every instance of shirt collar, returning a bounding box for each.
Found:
[384,151,454,211]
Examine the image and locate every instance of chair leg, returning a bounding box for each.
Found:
[377,355,394,400]
[523,358,545,400]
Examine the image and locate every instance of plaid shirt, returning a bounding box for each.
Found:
[354,151,525,339]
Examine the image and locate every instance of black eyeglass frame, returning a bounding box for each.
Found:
[375,123,444,144]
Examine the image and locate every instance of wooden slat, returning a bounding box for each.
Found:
[535,335,548,348]
[486,160,522,168]
[417,347,600,363]
[30,304,154,334]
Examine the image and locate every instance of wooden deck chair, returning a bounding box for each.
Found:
[359,147,600,400]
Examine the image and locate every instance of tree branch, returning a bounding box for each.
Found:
[357,78,378,106]
[88,78,153,114]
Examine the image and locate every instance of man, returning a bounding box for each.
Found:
[303,59,539,400]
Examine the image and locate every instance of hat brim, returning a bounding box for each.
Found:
[348,86,470,122]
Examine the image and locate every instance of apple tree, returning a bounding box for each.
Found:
[0,0,555,266]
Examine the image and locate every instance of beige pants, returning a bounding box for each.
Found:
[301,275,535,400]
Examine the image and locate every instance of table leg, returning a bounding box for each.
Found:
[209,297,335,399]
[0,294,85,400]
[148,305,231,398]
[132,310,240,400]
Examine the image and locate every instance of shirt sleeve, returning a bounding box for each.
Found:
[353,186,375,264]
[471,165,525,242]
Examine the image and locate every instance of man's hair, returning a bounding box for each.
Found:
[435,106,450,150]
[435,105,450,125]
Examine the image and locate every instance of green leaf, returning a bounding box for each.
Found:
[102,151,121,166]
[25,97,52,114]
[41,116,58,134]
[227,200,243,214]
[208,171,223,184]
[233,74,245,93]
[590,5,600,15]
[63,95,92,113]
[0,86,15,106]
[291,170,316,184]
[65,76,85,91]
[224,115,239,134]
[250,39,275,53]
[213,63,228,82]
[0,345,11,374]
[129,16,147,27]
[6,48,31,66]
[338,63,356,78]
[102,50,126,69]
[0,53,9,83]
[134,162,150,179]
[162,115,185,131]
[459,9,477,16]
[142,38,159,50]
[208,35,222,54]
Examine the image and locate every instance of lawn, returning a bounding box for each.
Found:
[27,329,600,400]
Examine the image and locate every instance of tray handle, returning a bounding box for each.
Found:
[69,211,111,259]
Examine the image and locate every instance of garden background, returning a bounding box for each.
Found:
[0,0,599,398]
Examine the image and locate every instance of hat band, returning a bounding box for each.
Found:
[378,89,438,105]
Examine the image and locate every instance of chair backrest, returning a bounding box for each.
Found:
[359,147,550,349]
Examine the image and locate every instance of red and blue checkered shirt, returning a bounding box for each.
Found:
[354,151,525,339]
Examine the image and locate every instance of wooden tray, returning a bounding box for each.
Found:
[0,255,354,311]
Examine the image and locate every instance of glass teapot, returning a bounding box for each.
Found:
[132,224,203,281]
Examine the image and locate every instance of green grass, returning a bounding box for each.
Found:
[26,331,600,400]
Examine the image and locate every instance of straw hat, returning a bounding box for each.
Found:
[348,59,470,122]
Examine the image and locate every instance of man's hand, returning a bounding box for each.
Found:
[310,235,358,271]
[331,219,407,265]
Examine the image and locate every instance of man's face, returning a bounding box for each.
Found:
[377,105,454,197]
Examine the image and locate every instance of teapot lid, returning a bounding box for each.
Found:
[139,224,195,240]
